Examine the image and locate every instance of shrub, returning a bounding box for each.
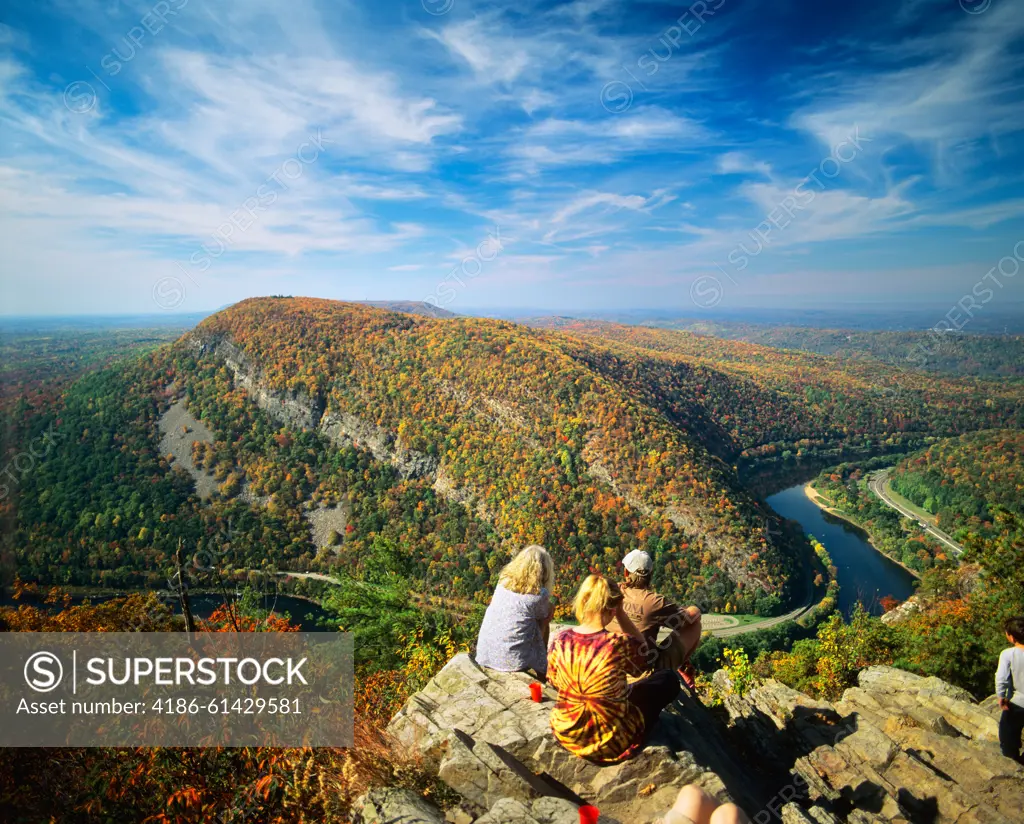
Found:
[764,605,896,700]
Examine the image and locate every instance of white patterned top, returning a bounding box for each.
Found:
[475,583,551,677]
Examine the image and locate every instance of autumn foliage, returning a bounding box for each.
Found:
[0,586,450,824]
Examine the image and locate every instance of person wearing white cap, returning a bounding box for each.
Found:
[607,549,703,688]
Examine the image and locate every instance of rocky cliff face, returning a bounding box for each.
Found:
[186,333,439,481]
[354,655,1023,824]
[716,666,1020,824]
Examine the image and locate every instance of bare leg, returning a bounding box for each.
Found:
[678,606,702,663]
[665,784,717,824]
[663,784,749,824]
[711,804,749,824]
[657,607,703,671]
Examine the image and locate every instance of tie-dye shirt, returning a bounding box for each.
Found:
[547,628,645,764]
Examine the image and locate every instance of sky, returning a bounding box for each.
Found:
[1,0,1024,318]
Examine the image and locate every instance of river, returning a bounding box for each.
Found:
[766,484,917,617]
[169,593,331,631]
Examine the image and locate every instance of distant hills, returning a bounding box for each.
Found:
[356,300,457,319]
[540,305,1024,335]
[523,317,1023,453]
[624,318,1024,378]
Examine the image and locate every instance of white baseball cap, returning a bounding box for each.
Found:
[622,549,653,574]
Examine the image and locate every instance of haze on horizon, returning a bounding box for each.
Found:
[2,0,1023,318]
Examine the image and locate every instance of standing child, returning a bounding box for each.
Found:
[996,616,1024,764]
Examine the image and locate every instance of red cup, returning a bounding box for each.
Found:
[529,682,543,703]
[579,805,600,824]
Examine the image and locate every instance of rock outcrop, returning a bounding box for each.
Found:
[186,333,438,480]
[386,654,737,824]
[374,655,1023,824]
[718,665,1021,824]
[352,788,446,824]
[879,598,920,626]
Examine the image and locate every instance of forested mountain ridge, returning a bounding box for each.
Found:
[889,429,1024,544]
[525,318,1024,465]
[357,300,457,318]
[185,297,790,610]
[580,316,1024,377]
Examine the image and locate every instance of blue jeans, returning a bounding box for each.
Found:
[999,702,1024,764]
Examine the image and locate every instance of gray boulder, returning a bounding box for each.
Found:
[351,788,446,824]
[383,655,1024,823]
[388,654,734,824]
[720,666,1024,824]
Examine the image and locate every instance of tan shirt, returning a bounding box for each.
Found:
[606,585,681,648]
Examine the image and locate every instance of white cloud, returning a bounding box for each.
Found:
[735,179,916,246]
[331,176,427,201]
[507,108,704,172]
[519,88,556,115]
[426,20,532,85]
[0,166,425,257]
[717,152,772,177]
[151,50,460,177]
[606,108,703,141]
[791,2,1024,171]
[551,192,649,224]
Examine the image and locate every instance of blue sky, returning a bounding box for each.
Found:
[1,0,1023,316]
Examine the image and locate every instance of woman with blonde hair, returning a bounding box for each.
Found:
[547,574,680,763]
[475,545,555,679]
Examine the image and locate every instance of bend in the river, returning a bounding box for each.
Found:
[767,483,916,619]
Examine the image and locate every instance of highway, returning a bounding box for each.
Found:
[551,596,815,641]
[710,600,814,637]
[280,564,819,640]
[867,470,964,557]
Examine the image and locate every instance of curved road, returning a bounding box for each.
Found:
[711,599,814,638]
[868,470,964,558]
[279,578,817,639]
[551,596,815,641]
[280,568,815,639]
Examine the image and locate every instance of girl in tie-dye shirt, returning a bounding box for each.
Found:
[547,575,680,764]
